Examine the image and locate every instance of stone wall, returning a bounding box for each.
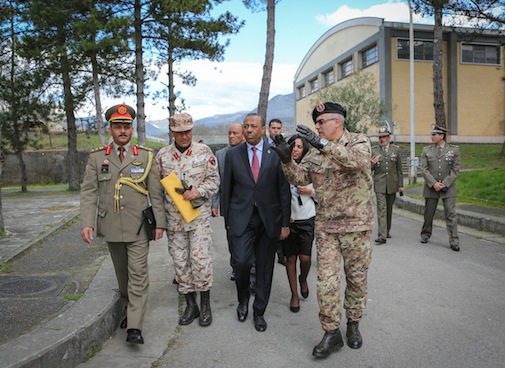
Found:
[1,144,227,186]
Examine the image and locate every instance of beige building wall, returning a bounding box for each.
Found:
[297,25,380,81]
[457,43,505,137]
[391,38,449,137]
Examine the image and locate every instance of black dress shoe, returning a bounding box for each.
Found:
[120,317,127,329]
[290,305,300,313]
[420,237,429,244]
[230,272,236,281]
[126,329,144,344]
[312,329,344,358]
[299,275,309,299]
[374,238,386,244]
[451,244,460,251]
[254,315,267,332]
[387,233,391,238]
[237,303,248,322]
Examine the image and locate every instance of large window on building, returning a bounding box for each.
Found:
[361,44,378,68]
[339,58,353,79]
[323,69,334,87]
[297,85,306,99]
[309,78,319,94]
[461,43,500,65]
[397,39,433,61]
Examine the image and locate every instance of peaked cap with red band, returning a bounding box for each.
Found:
[105,104,136,124]
[312,102,347,122]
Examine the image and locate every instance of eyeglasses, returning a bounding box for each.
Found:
[315,118,338,126]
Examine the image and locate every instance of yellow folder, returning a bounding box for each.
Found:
[160,172,201,223]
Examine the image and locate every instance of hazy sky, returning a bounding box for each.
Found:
[95,0,433,122]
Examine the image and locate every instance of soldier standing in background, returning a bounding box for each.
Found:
[273,102,373,359]
[420,124,461,251]
[155,113,220,327]
[371,125,404,244]
[80,104,166,345]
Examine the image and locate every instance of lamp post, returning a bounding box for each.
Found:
[408,0,418,184]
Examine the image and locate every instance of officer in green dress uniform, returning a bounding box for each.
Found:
[80,104,166,344]
[419,124,460,251]
[371,125,404,244]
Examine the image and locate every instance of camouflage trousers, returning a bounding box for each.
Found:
[167,223,214,294]
[315,230,372,331]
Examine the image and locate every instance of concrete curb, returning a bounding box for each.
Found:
[1,210,80,266]
[0,256,122,368]
[395,196,505,235]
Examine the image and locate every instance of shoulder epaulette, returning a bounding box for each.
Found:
[137,145,153,152]
[448,143,459,148]
[90,146,106,153]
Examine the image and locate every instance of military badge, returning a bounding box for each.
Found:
[131,166,145,174]
[209,157,216,166]
[316,103,325,112]
[133,161,143,166]
[103,159,109,164]
[101,165,109,173]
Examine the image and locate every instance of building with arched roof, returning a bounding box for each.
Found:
[294,17,504,143]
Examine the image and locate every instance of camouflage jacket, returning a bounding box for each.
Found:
[281,130,374,233]
[155,141,220,231]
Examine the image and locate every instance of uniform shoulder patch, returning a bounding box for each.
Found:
[90,146,106,153]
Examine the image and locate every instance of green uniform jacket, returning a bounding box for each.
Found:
[420,143,460,199]
[80,145,166,242]
[371,144,403,194]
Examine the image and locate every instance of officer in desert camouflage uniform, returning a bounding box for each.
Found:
[272,102,373,359]
[155,113,219,327]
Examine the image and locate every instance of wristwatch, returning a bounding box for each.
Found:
[319,138,329,148]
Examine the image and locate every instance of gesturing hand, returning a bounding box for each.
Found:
[296,124,323,149]
[271,134,293,164]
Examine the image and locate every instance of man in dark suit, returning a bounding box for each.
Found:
[211,123,245,280]
[222,113,291,332]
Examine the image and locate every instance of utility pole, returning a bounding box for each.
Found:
[408,0,418,184]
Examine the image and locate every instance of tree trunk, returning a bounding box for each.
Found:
[18,152,27,193]
[91,51,106,146]
[61,52,80,191]
[257,0,275,124]
[501,140,505,156]
[432,6,447,129]
[0,185,4,233]
[134,0,146,146]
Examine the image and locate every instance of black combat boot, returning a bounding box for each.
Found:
[312,329,344,358]
[199,290,212,327]
[179,292,199,325]
[346,321,363,349]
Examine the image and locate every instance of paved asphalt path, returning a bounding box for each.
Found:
[79,208,505,368]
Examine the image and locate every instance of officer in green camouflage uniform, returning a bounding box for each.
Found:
[155,113,219,327]
[272,102,373,359]
[420,124,460,251]
[81,104,166,345]
[371,125,404,244]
